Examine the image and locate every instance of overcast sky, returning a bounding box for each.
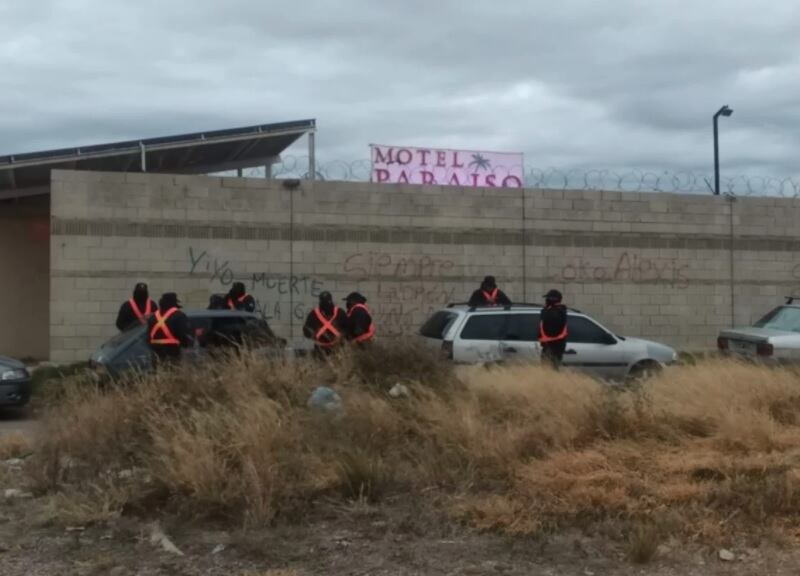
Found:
[1,0,798,180]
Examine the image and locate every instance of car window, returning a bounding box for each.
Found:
[754,306,800,333]
[102,324,146,349]
[568,317,613,344]
[420,311,458,339]
[504,313,539,342]
[460,314,507,340]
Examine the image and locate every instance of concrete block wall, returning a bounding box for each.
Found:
[49,169,800,362]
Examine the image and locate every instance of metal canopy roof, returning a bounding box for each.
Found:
[0,118,315,199]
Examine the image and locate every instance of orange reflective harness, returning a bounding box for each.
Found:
[347,303,375,343]
[313,307,342,347]
[482,288,498,305]
[129,298,153,324]
[227,294,248,310]
[149,308,180,346]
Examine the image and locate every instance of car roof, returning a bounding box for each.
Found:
[182,309,261,319]
[443,303,583,314]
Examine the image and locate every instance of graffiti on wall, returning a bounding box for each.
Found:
[342,253,459,337]
[188,247,325,322]
[343,252,455,280]
[555,252,689,289]
[188,246,691,338]
[374,281,457,337]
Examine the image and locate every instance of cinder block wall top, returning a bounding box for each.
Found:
[49,169,800,362]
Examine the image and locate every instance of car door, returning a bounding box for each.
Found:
[562,316,627,380]
[454,313,507,363]
[501,313,542,363]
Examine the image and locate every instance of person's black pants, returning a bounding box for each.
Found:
[151,345,181,367]
[541,340,567,370]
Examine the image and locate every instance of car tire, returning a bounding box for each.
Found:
[626,360,662,383]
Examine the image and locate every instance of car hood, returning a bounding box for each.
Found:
[0,355,24,370]
[620,337,677,363]
[719,327,796,343]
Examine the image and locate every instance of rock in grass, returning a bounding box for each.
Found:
[718,549,735,562]
[3,489,32,500]
[308,386,342,413]
[389,383,410,398]
[149,523,184,556]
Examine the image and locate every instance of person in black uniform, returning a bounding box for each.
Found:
[344,292,375,345]
[226,282,256,313]
[539,289,568,370]
[116,282,158,331]
[303,291,347,356]
[468,276,512,307]
[207,294,228,310]
[147,292,192,364]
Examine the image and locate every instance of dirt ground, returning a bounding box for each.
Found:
[0,457,799,576]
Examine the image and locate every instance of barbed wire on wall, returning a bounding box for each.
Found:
[239,157,800,198]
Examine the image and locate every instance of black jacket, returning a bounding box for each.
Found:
[468,288,512,307]
[540,304,568,341]
[227,293,256,313]
[303,306,348,346]
[147,308,192,354]
[116,298,158,331]
[346,305,374,341]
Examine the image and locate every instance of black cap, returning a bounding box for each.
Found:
[482,276,496,287]
[343,291,367,304]
[135,282,148,291]
[319,291,333,303]
[544,289,563,302]
[160,292,182,309]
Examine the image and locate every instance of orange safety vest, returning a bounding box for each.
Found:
[150,308,181,346]
[129,298,153,324]
[347,303,375,343]
[539,308,568,344]
[482,288,498,305]
[227,294,248,310]
[313,307,342,347]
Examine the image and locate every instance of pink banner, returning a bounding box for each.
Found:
[370,144,525,188]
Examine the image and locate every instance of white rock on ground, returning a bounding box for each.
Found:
[718,549,736,562]
[149,523,184,556]
[389,383,410,398]
[4,489,33,499]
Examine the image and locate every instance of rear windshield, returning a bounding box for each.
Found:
[754,306,800,333]
[102,324,146,349]
[420,311,457,339]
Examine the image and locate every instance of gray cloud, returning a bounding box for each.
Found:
[1,0,798,179]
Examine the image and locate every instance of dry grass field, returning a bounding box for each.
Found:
[4,346,800,574]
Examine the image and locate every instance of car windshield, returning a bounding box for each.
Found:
[754,306,800,333]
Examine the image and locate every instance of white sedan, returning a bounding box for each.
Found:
[718,301,800,361]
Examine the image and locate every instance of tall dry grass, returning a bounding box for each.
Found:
[26,346,800,541]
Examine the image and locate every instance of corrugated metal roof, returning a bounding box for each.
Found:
[0,119,315,198]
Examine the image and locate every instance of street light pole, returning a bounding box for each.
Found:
[713,105,733,195]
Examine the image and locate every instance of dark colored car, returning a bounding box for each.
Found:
[0,355,32,407]
[89,310,286,379]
